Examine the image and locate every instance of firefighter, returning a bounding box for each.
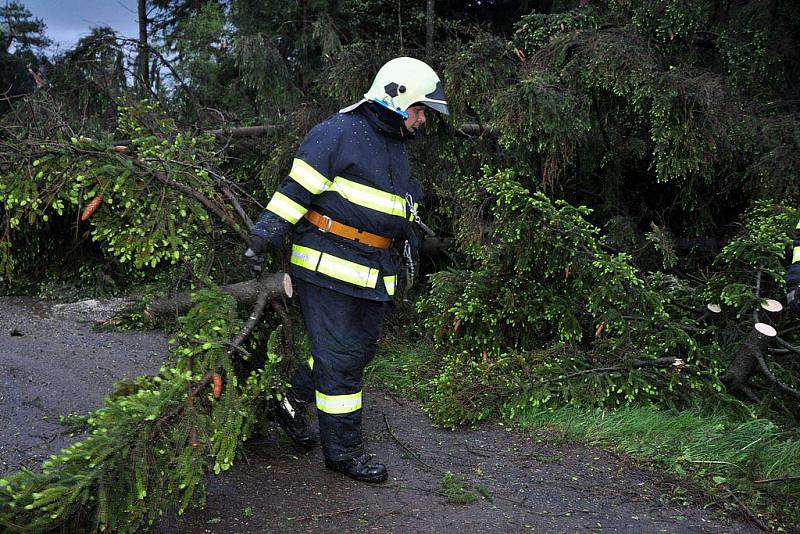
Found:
[787,217,800,314]
[246,57,447,483]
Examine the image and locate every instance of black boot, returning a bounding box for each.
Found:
[269,392,317,449]
[324,453,388,483]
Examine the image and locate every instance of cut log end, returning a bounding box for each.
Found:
[760,299,783,313]
[755,322,777,337]
[283,274,293,298]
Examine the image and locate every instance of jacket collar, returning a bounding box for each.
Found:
[355,103,414,141]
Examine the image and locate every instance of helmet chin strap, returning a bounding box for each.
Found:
[369,97,409,120]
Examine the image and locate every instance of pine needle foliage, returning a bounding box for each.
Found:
[0,97,246,291]
[0,287,286,532]
[233,32,298,116]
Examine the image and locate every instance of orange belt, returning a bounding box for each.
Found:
[305,210,393,250]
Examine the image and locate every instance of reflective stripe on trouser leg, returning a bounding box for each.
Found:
[316,390,362,414]
[295,278,385,461]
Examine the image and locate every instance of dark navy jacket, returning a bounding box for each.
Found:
[251,105,422,301]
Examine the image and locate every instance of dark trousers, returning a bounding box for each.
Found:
[290,278,385,461]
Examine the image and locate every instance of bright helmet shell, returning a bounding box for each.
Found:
[341,57,448,118]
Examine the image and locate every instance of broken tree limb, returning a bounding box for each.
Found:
[145,272,292,323]
[231,272,280,346]
[543,356,684,384]
[774,336,800,356]
[754,351,800,400]
[220,183,253,229]
[113,122,489,147]
[207,125,280,139]
[154,277,278,435]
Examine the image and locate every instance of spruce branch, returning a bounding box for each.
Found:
[131,157,248,242]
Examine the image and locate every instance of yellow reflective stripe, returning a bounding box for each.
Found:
[332,176,406,218]
[384,275,396,296]
[317,254,379,288]
[289,158,332,194]
[307,356,314,370]
[796,218,800,230]
[290,245,379,288]
[316,390,362,414]
[266,192,307,224]
[290,244,321,270]
[794,246,800,264]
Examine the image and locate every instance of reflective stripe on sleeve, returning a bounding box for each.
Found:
[796,218,800,230]
[290,245,379,289]
[409,202,418,222]
[794,246,800,264]
[384,275,396,296]
[315,390,362,414]
[289,158,332,194]
[266,192,307,224]
[332,176,407,218]
[307,356,314,370]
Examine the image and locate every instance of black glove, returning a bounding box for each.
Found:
[788,286,800,315]
[247,234,269,255]
[244,235,269,275]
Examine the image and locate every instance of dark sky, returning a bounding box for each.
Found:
[22,0,140,53]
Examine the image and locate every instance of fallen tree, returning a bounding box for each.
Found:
[145,272,293,323]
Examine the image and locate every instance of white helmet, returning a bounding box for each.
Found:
[340,57,448,118]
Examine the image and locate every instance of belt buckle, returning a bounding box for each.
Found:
[320,215,333,232]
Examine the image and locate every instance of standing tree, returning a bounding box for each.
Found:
[137,0,151,92]
[0,1,50,108]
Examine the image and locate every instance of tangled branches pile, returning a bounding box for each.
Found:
[0,94,258,291]
[419,168,800,427]
[0,287,289,532]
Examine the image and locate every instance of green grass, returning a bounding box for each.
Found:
[365,336,437,399]
[439,471,478,505]
[368,336,800,530]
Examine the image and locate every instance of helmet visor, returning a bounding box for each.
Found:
[421,101,449,115]
[422,81,448,115]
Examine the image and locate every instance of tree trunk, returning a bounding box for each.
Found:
[137,0,150,92]
[145,272,293,324]
[114,123,487,147]
[425,0,435,58]
[720,325,772,391]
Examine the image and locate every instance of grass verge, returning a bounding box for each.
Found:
[516,405,800,531]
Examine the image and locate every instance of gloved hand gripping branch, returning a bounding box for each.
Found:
[244,235,269,275]
[245,210,292,276]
